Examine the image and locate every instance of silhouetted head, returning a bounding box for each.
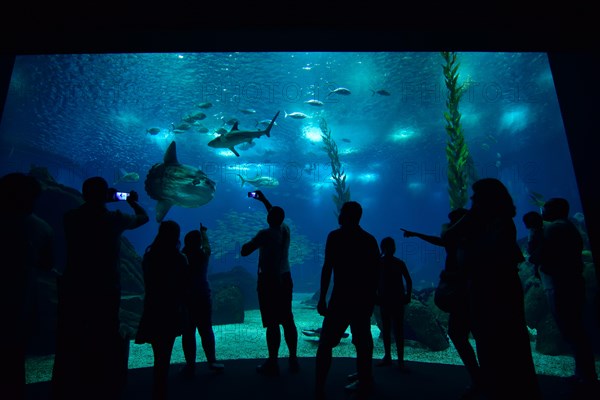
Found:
[447,207,468,225]
[338,201,362,227]
[0,172,42,215]
[148,220,181,252]
[184,229,202,249]
[82,176,109,205]
[267,206,285,227]
[470,178,516,218]
[380,236,396,257]
[542,198,569,222]
[523,211,544,229]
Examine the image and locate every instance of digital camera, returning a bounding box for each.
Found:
[107,188,130,202]
[114,191,130,201]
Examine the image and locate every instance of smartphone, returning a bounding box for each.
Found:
[248,191,257,198]
[115,191,130,201]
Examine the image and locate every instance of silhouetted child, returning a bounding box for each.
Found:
[180,224,224,377]
[376,237,412,370]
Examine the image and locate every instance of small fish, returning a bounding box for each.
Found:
[304,99,324,107]
[171,122,192,131]
[182,112,206,123]
[327,87,351,97]
[146,127,161,135]
[239,108,257,115]
[222,117,239,126]
[237,174,279,188]
[371,89,391,96]
[197,102,213,109]
[196,126,209,133]
[238,141,256,151]
[341,138,351,143]
[481,143,490,151]
[284,111,309,119]
[114,169,140,184]
[256,119,278,128]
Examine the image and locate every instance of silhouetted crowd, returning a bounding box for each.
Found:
[2,172,598,400]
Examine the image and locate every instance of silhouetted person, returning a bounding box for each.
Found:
[522,210,544,279]
[240,190,299,375]
[52,176,148,399]
[179,223,225,378]
[135,220,188,400]
[441,178,541,400]
[403,207,482,398]
[0,172,53,400]
[539,198,599,394]
[375,236,412,370]
[315,201,381,399]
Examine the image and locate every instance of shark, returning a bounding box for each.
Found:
[207,111,280,157]
[144,140,216,222]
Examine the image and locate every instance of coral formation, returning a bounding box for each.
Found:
[319,118,350,217]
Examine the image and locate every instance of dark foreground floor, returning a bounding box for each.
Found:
[26,357,588,400]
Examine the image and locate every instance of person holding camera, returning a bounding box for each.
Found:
[240,190,299,376]
[52,176,149,399]
[376,236,412,370]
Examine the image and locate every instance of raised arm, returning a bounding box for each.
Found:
[126,190,149,228]
[200,223,211,257]
[251,190,272,212]
[401,228,444,247]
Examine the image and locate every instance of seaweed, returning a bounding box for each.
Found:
[441,51,473,210]
[319,118,351,217]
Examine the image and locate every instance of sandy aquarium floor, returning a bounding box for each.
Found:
[26,292,597,384]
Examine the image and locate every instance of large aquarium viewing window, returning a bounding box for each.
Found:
[1,52,597,383]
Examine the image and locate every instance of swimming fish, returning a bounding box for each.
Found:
[371,89,391,96]
[113,169,140,184]
[327,87,351,96]
[145,141,216,222]
[207,111,280,157]
[237,174,279,188]
[304,99,324,106]
[284,111,309,119]
[146,127,161,135]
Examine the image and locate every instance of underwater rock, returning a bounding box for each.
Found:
[209,266,259,310]
[534,313,570,355]
[403,298,450,351]
[212,285,244,325]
